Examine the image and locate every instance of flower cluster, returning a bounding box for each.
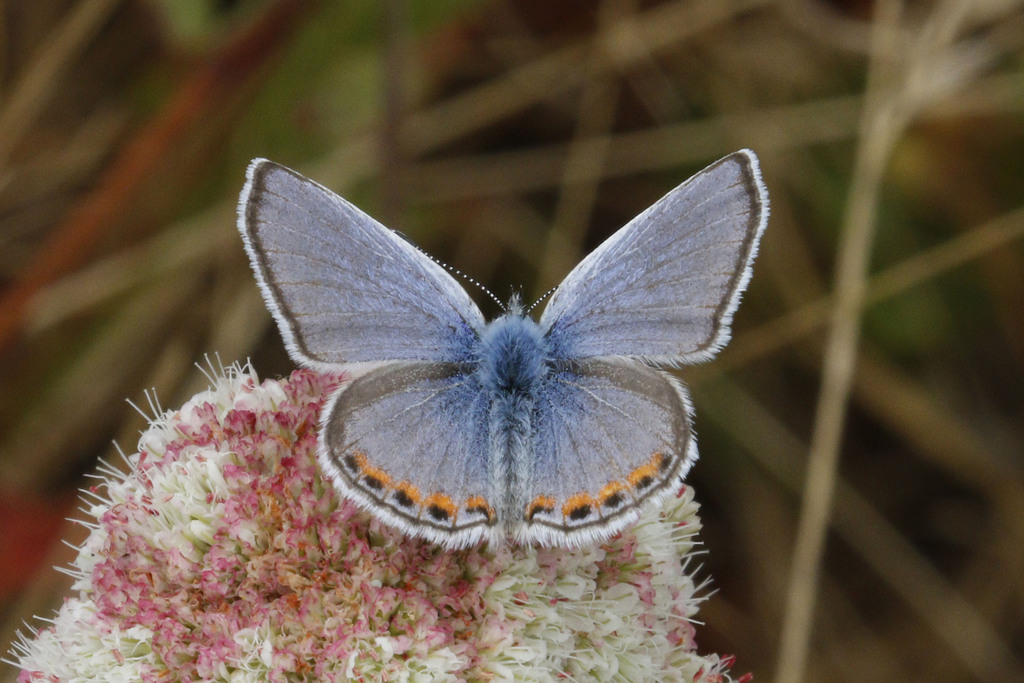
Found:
[13,364,740,682]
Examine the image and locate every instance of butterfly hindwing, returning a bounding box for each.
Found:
[539,149,768,363]
[518,358,695,547]
[320,362,499,548]
[238,159,485,367]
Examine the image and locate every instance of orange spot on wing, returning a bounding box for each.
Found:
[393,481,421,508]
[464,495,495,523]
[562,492,597,521]
[525,495,556,520]
[598,481,628,507]
[627,453,665,490]
[423,492,458,523]
[350,451,392,491]
[349,451,369,470]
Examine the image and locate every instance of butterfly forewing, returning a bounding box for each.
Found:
[239,160,485,367]
[518,358,696,547]
[320,362,499,548]
[539,150,768,364]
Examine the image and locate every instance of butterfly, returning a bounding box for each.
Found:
[237,150,768,549]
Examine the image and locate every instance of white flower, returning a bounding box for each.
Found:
[12,363,742,682]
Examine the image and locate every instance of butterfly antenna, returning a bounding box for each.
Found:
[438,257,505,311]
[526,284,558,315]
[398,233,505,312]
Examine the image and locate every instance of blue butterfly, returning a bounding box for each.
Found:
[237,150,768,549]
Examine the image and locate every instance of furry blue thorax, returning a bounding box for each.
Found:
[475,305,548,395]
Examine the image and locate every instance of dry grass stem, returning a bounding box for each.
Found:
[0,0,123,170]
[776,1,916,680]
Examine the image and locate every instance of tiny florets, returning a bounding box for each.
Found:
[12,364,741,682]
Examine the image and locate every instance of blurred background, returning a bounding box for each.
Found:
[1,0,1023,681]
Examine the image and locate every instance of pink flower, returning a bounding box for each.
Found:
[12,363,742,682]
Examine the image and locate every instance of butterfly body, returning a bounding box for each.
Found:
[238,151,769,548]
[474,308,547,529]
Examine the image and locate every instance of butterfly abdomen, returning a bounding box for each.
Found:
[477,313,548,528]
